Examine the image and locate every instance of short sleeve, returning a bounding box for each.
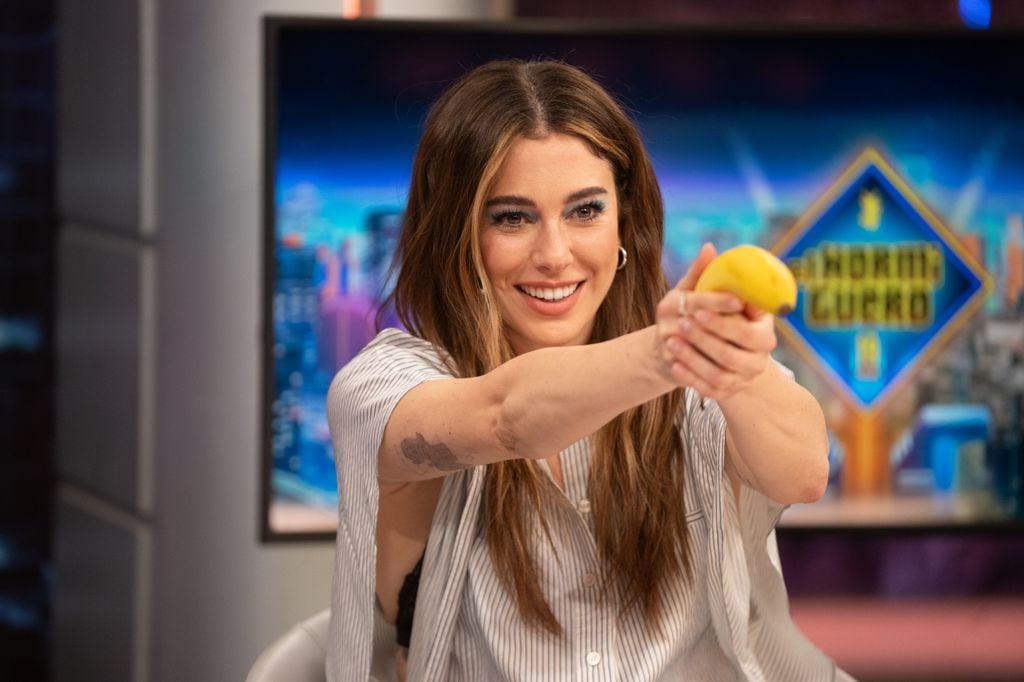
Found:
[325,329,453,682]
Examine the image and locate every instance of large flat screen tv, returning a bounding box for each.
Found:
[262,18,1024,540]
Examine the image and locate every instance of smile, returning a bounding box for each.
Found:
[516,283,581,302]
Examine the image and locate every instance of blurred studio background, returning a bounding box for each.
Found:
[3,0,1024,680]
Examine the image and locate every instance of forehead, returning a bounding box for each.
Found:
[489,133,615,198]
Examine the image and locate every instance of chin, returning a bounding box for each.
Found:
[519,329,588,352]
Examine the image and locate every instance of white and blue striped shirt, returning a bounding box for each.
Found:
[450,437,728,681]
[326,329,853,681]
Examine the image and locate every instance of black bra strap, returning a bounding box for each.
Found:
[395,553,424,648]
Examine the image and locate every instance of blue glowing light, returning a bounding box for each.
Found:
[960,0,992,29]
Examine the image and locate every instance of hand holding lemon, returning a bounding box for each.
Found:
[658,243,791,401]
[693,244,797,317]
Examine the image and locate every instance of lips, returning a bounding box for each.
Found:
[516,282,580,301]
[514,281,584,316]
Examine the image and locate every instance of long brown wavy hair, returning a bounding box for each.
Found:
[385,60,689,635]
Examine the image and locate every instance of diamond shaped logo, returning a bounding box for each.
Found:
[775,148,992,410]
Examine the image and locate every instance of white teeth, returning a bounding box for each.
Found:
[520,283,579,301]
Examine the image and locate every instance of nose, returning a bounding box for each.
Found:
[531,220,572,275]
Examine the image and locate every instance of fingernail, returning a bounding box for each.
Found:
[695,310,710,324]
[678,318,692,333]
[667,338,681,354]
[730,298,743,311]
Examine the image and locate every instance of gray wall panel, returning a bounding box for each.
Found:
[58,0,141,233]
[55,227,149,512]
[51,492,145,682]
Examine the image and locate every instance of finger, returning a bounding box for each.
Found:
[663,335,684,366]
[682,292,743,316]
[656,289,737,320]
[657,309,688,344]
[667,332,737,392]
[669,360,729,402]
[656,294,679,320]
[690,309,777,354]
[742,301,766,321]
[676,317,752,376]
[678,316,771,380]
[675,242,717,292]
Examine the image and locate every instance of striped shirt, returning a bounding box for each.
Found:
[326,329,854,682]
[450,438,729,681]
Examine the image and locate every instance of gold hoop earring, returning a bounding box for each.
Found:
[616,246,628,270]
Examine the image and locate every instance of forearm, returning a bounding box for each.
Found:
[494,325,676,459]
[717,360,829,505]
[379,326,676,483]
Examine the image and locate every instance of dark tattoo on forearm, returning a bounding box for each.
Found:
[400,433,463,471]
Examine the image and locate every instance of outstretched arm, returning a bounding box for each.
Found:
[718,359,829,504]
[659,243,829,505]
[378,325,676,484]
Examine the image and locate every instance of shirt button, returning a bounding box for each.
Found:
[577,498,591,513]
[586,651,602,666]
[583,573,598,587]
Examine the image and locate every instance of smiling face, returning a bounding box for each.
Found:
[479,133,621,355]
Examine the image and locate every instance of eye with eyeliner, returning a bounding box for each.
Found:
[488,208,537,229]
[487,197,606,229]
[566,199,606,222]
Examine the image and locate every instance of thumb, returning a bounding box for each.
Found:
[676,242,717,291]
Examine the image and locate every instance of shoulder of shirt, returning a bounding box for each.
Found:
[352,327,455,377]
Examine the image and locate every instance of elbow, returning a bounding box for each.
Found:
[796,426,830,504]
[799,458,829,503]
[791,397,830,504]
[770,407,829,505]
[780,456,827,506]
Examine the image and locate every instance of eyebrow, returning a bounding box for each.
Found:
[485,186,608,208]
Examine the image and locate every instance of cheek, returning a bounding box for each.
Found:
[581,228,621,271]
[479,235,517,285]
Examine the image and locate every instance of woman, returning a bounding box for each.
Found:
[326,59,848,681]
